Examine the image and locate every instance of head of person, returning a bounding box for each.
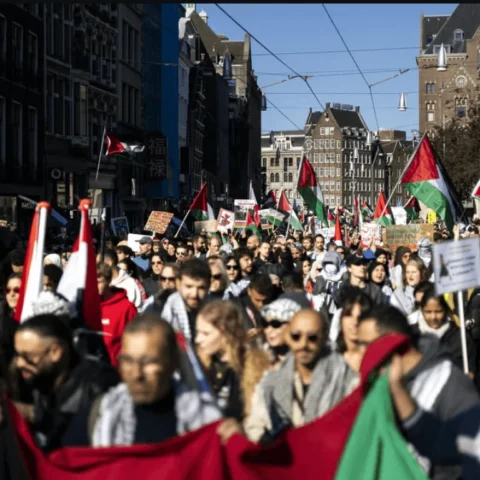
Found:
[14,314,75,390]
[394,246,412,268]
[208,236,222,256]
[186,244,194,258]
[247,273,276,312]
[61,251,71,269]
[150,253,164,276]
[302,235,314,252]
[224,255,240,282]
[208,259,229,294]
[10,249,25,274]
[177,259,211,311]
[167,241,177,257]
[118,258,139,279]
[261,298,301,349]
[346,255,368,281]
[43,264,63,292]
[195,300,246,372]
[336,246,347,262]
[137,237,153,255]
[315,234,325,252]
[367,261,388,286]
[116,245,134,262]
[152,240,161,253]
[175,243,188,264]
[322,251,342,276]
[301,257,312,278]
[193,234,207,254]
[118,314,179,405]
[246,234,259,252]
[97,248,118,268]
[375,248,388,265]
[336,288,373,353]
[413,281,434,311]
[97,263,113,297]
[44,253,62,269]
[282,272,304,293]
[404,257,429,288]
[160,263,179,293]
[161,237,170,251]
[356,305,415,355]
[235,247,254,276]
[259,241,271,261]
[5,272,22,312]
[291,244,304,261]
[420,286,451,329]
[287,310,327,369]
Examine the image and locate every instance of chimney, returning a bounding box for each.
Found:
[355,106,360,112]
[199,9,208,24]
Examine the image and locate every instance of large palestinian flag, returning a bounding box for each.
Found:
[189,183,215,221]
[400,135,462,230]
[104,131,144,157]
[297,156,327,225]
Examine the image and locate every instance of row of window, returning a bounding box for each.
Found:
[122,82,140,126]
[425,98,468,122]
[318,127,335,136]
[343,181,384,192]
[122,21,140,69]
[313,139,366,150]
[263,157,301,168]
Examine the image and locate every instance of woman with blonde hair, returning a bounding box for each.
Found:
[195,300,270,420]
[207,257,230,300]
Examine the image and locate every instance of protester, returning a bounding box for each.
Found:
[43,264,63,292]
[0,273,21,364]
[390,246,412,289]
[141,253,163,297]
[132,237,153,272]
[367,261,393,302]
[235,247,254,280]
[207,257,229,300]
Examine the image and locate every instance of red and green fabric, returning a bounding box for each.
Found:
[327,208,335,227]
[189,183,215,221]
[401,135,462,230]
[262,190,277,209]
[245,210,261,238]
[373,191,393,226]
[297,156,327,225]
[361,202,372,220]
[404,197,419,222]
[278,191,303,231]
[334,214,343,246]
[105,132,144,157]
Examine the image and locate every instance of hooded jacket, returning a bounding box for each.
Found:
[403,335,480,480]
[100,288,137,366]
[110,269,143,309]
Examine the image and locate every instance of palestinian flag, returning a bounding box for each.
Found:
[246,210,261,238]
[404,197,420,222]
[471,179,480,218]
[327,208,335,227]
[266,209,285,227]
[361,202,373,219]
[14,202,50,322]
[249,181,261,227]
[278,191,303,231]
[104,131,144,157]
[334,214,343,246]
[57,199,103,331]
[373,191,393,226]
[400,135,463,230]
[262,190,277,209]
[189,183,215,221]
[353,195,361,227]
[297,156,328,225]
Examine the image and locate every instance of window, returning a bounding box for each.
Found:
[288,172,293,182]
[296,157,301,168]
[330,139,335,149]
[270,158,274,167]
[336,154,341,163]
[336,168,341,177]
[336,196,341,206]
[330,196,336,206]
[324,168,329,178]
[324,183,329,191]
[330,127,335,135]
[270,173,274,183]
[320,127,326,135]
[275,157,279,167]
[319,168,324,177]
[274,173,279,182]
[336,182,341,191]
[330,181,335,191]
[28,107,38,169]
[456,97,467,118]
[337,140,341,149]
[288,158,293,167]
[367,183,371,192]
[319,139,324,149]
[426,82,435,94]
[426,102,436,122]
[12,102,23,166]
[288,189,292,199]
[314,139,319,149]
[426,34,433,45]
[262,157,266,168]
[319,153,325,163]
[12,23,23,73]
[330,167,335,177]
[27,33,38,78]
[284,172,288,183]
[454,29,464,41]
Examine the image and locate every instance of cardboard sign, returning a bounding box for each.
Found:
[383,224,434,251]
[217,208,234,234]
[127,233,153,253]
[433,238,480,295]
[360,222,382,248]
[194,220,218,234]
[144,211,173,234]
[391,207,407,226]
[315,226,335,241]
[111,216,129,237]
[258,209,273,230]
[234,200,256,229]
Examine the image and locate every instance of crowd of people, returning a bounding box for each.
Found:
[1,220,480,478]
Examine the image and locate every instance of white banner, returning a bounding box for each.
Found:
[391,207,407,225]
[360,222,382,248]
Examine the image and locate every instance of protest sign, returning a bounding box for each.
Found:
[127,233,152,253]
[427,211,437,224]
[111,216,129,237]
[234,199,256,228]
[391,207,407,225]
[360,222,382,248]
[216,208,234,234]
[194,220,218,234]
[258,209,273,229]
[433,237,480,296]
[383,224,434,251]
[144,211,173,234]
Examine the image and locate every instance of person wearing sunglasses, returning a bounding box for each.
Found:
[175,245,189,265]
[223,255,252,301]
[0,272,22,364]
[141,253,165,298]
[261,298,302,369]
[244,309,358,443]
[207,258,229,301]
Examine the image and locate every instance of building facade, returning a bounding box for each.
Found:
[0,4,44,232]
[261,130,305,208]
[417,5,480,132]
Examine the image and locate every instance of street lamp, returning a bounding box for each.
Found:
[437,44,447,72]
[398,92,407,112]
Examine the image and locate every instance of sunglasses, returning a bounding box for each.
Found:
[211,273,223,281]
[226,265,239,270]
[263,320,284,329]
[151,261,163,266]
[177,251,187,256]
[289,331,319,344]
[5,287,20,294]
[161,276,176,282]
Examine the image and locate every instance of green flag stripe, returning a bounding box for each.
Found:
[299,187,327,225]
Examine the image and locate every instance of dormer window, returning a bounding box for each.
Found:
[426,34,433,45]
[454,29,464,41]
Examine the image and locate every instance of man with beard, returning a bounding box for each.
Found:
[235,247,254,280]
[244,309,358,442]
[193,234,207,260]
[10,314,119,451]
[132,237,153,272]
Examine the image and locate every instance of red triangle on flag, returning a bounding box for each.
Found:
[373,191,391,219]
[401,136,439,184]
[277,191,292,213]
[334,214,343,244]
[189,183,208,212]
[105,132,126,156]
[298,156,318,188]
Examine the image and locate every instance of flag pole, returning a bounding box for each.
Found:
[175,209,190,239]
[95,125,107,182]
[378,132,427,220]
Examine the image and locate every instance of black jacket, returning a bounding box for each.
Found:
[335,278,387,307]
[236,291,264,331]
[0,301,17,366]
[142,274,160,298]
[31,357,119,452]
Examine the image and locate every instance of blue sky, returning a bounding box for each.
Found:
[196,3,457,138]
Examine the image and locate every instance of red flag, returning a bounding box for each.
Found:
[15,202,51,322]
[334,214,343,245]
[105,132,126,156]
[57,199,102,331]
[277,191,292,213]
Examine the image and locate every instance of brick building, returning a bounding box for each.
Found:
[417,5,480,132]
